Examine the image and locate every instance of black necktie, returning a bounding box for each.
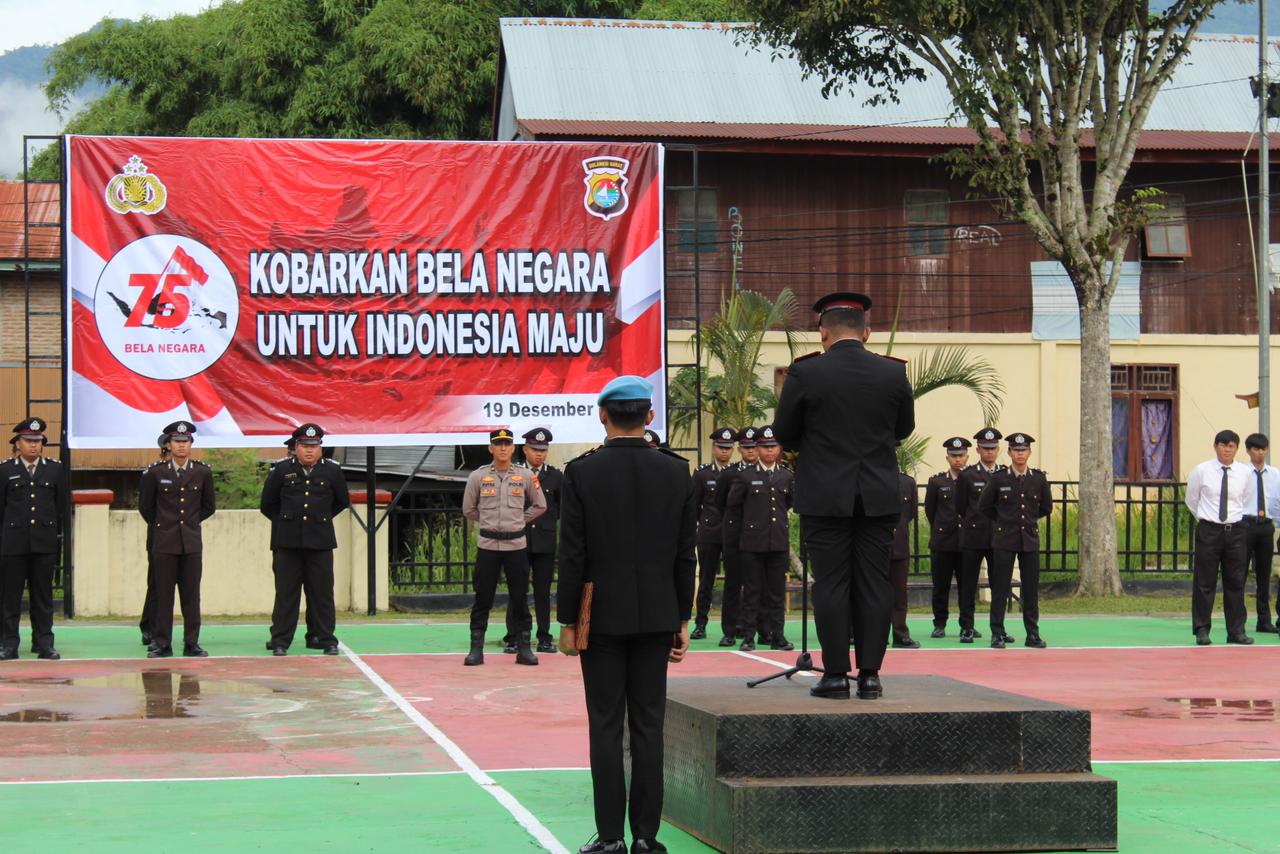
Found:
[1257,470,1266,516]
[1219,466,1229,522]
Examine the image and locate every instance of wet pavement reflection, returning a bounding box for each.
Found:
[1121,697,1277,722]
[0,670,289,722]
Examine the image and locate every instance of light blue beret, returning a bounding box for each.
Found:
[597,375,654,404]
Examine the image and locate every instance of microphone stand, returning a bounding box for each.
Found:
[747,540,823,687]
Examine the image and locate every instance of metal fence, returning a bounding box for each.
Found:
[386,479,1196,595]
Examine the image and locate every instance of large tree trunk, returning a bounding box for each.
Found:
[1076,291,1124,596]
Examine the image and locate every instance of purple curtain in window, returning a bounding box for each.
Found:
[1112,397,1129,478]
[1142,399,1173,480]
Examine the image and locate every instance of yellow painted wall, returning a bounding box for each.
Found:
[73,506,389,617]
[666,330,1276,481]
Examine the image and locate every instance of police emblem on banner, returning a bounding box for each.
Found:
[582,156,630,221]
[105,155,168,215]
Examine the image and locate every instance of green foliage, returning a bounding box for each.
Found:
[393,519,478,593]
[206,448,268,510]
[668,288,799,440]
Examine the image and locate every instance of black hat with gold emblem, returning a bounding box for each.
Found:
[710,426,736,449]
[737,426,760,448]
[13,417,47,440]
[489,428,514,444]
[943,436,972,454]
[163,420,196,441]
[522,428,553,451]
[292,423,325,445]
[756,424,780,447]
[1006,432,1035,450]
[812,292,873,314]
[973,427,1002,448]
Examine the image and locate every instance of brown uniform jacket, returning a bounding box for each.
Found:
[139,460,217,555]
[0,456,66,555]
[976,467,1053,552]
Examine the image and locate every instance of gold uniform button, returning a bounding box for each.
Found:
[304,503,309,509]
[303,516,309,521]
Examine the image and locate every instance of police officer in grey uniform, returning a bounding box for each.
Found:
[462,428,547,666]
[0,418,66,660]
[505,427,561,654]
[691,427,736,639]
[260,423,351,655]
[976,432,1052,648]
[924,437,972,638]
[956,428,1004,642]
[139,420,216,658]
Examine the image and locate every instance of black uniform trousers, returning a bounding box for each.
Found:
[961,548,992,627]
[989,549,1040,638]
[1,553,56,653]
[471,548,530,633]
[1243,519,1276,628]
[270,548,337,648]
[579,631,671,842]
[738,550,787,642]
[694,542,722,627]
[801,510,896,675]
[505,551,552,643]
[150,551,202,650]
[139,554,157,636]
[890,557,911,640]
[931,549,976,630]
[1192,521,1248,638]
[719,541,743,639]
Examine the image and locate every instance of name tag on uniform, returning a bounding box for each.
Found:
[285,472,298,481]
[974,481,986,489]
[6,475,17,480]
[160,479,173,485]
[707,480,716,486]
[751,480,764,485]
[999,486,1012,493]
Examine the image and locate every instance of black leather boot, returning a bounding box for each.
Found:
[464,629,485,666]
[515,631,539,666]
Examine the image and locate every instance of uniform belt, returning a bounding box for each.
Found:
[1198,520,1238,530]
[1241,515,1272,524]
[480,528,525,540]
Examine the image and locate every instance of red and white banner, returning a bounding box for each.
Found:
[65,136,665,447]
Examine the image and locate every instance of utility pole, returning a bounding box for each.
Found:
[1261,0,1272,443]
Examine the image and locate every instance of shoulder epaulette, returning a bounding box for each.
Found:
[324,458,340,466]
[881,353,908,365]
[565,446,600,467]
[792,350,820,364]
[696,463,710,471]
[658,447,688,462]
[193,459,210,468]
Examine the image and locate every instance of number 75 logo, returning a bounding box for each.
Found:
[125,246,209,329]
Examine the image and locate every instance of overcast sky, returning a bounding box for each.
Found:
[0,0,227,54]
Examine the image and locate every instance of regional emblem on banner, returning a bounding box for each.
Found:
[105,155,167,215]
[582,156,630,221]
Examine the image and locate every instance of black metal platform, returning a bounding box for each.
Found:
[662,675,1117,853]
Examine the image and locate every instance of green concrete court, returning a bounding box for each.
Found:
[2,764,1274,853]
[27,614,1270,657]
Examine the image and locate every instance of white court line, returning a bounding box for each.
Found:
[1094,758,1280,765]
[0,770,465,786]
[339,642,569,854]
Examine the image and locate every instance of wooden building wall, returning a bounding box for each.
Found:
[663,151,1278,335]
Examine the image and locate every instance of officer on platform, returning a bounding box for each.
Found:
[956,428,1004,643]
[715,426,759,646]
[732,424,794,652]
[924,437,972,639]
[556,374,696,854]
[0,417,66,660]
[259,423,351,656]
[977,432,1052,648]
[691,427,736,640]
[138,420,216,658]
[138,433,170,648]
[505,427,561,655]
[461,428,546,666]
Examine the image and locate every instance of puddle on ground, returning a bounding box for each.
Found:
[1120,697,1277,722]
[0,671,295,722]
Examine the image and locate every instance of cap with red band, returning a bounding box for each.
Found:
[813,291,873,314]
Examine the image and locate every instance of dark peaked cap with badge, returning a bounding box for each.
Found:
[944,436,972,453]
[490,428,514,443]
[13,417,47,440]
[523,428,553,450]
[711,426,736,448]
[293,423,325,444]
[163,420,197,440]
[974,427,1002,448]
[813,292,873,314]
[1007,432,1035,449]
[756,425,779,446]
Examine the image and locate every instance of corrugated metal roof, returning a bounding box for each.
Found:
[0,182,60,262]
[499,19,1280,144]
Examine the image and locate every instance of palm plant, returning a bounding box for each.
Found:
[894,346,1005,473]
[669,288,800,440]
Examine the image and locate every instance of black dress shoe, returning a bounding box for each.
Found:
[272,646,288,656]
[930,626,946,638]
[37,648,61,660]
[991,636,1006,649]
[183,644,209,658]
[809,673,850,699]
[717,635,736,647]
[502,638,518,654]
[0,648,16,661]
[536,638,557,653]
[971,629,983,638]
[959,629,975,643]
[770,636,795,651]
[1000,632,1016,644]
[148,646,173,658]
[1227,634,1256,645]
[305,638,325,650]
[1024,636,1047,649]
[578,839,625,853]
[141,631,153,646]
[323,645,339,656]
[689,624,707,640]
[738,637,756,652]
[1256,623,1279,634]
[632,840,668,854]
[856,672,882,699]
[1195,629,1212,646]
[892,636,921,649]
[30,644,38,654]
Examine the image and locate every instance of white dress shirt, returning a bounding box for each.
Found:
[1241,463,1280,520]
[1185,459,1253,523]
